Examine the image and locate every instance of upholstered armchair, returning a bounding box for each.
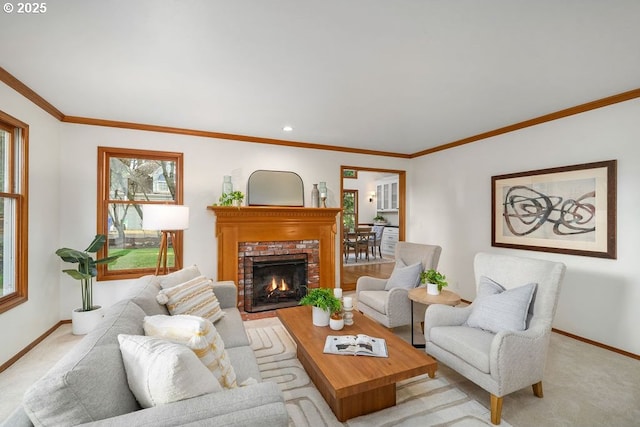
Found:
[424,252,566,425]
[356,242,442,328]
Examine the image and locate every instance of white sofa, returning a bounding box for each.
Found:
[2,272,288,427]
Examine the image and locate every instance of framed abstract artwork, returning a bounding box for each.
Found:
[492,160,616,259]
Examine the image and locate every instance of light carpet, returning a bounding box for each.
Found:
[244,318,512,427]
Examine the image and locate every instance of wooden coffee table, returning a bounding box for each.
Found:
[277,305,437,421]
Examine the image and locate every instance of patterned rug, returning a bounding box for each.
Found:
[245,318,512,427]
[343,254,395,267]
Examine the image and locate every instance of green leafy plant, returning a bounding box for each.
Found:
[373,215,386,222]
[420,268,448,291]
[299,288,342,314]
[218,191,245,206]
[56,235,123,312]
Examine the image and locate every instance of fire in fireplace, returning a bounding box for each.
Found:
[244,254,308,313]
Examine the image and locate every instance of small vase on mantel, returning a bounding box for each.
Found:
[311,184,320,208]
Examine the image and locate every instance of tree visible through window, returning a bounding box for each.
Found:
[97,147,183,280]
[342,190,358,230]
[0,110,28,314]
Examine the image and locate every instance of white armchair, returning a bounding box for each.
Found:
[356,242,442,328]
[424,252,566,424]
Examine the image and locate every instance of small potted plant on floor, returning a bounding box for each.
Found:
[299,287,342,327]
[56,234,123,335]
[421,268,448,296]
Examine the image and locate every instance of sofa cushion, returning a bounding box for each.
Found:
[118,334,221,408]
[384,260,422,290]
[143,315,238,389]
[466,276,537,333]
[23,300,146,426]
[213,307,251,349]
[357,290,389,315]
[128,275,169,316]
[158,264,202,289]
[156,276,225,323]
[430,325,495,373]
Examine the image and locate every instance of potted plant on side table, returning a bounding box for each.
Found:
[299,287,342,327]
[56,234,123,335]
[421,268,448,296]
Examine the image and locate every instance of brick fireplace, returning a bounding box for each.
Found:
[208,206,341,313]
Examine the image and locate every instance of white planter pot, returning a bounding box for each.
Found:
[330,317,344,331]
[426,283,440,296]
[72,306,104,335]
[312,306,330,327]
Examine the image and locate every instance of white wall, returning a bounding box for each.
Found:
[0,83,62,365]
[408,98,640,355]
[56,124,409,320]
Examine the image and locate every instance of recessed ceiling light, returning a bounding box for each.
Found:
[283,125,293,132]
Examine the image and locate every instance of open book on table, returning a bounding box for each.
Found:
[323,334,388,358]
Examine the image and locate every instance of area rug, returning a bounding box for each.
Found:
[245,318,512,427]
[343,254,395,267]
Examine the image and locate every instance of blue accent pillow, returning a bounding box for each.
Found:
[384,260,422,290]
[466,276,537,333]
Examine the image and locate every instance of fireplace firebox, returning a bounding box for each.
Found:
[244,254,308,313]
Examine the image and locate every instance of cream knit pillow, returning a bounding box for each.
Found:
[156,275,225,323]
[143,314,238,389]
[117,334,221,408]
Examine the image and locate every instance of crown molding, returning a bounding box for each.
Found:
[1,66,638,158]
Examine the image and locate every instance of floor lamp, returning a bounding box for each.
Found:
[142,204,190,275]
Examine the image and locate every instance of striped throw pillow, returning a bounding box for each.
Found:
[156,276,225,323]
[143,315,238,389]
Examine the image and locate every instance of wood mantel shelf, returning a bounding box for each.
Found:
[208,206,342,288]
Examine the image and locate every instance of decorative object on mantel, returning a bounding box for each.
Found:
[222,175,233,194]
[247,170,304,206]
[299,288,342,327]
[218,191,245,207]
[311,183,320,207]
[421,268,448,296]
[55,234,123,335]
[318,181,328,207]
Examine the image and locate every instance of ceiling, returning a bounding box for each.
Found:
[1,0,639,156]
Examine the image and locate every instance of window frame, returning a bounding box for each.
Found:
[342,189,358,230]
[97,147,184,281]
[0,110,29,314]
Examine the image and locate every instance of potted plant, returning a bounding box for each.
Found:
[218,191,245,207]
[373,215,387,225]
[421,268,448,296]
[299,287,342,327]
[56,234,123,335]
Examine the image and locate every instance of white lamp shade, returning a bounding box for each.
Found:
[142,205,190,230]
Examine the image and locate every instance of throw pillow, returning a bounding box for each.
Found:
[384,260,422,290]
[117,334,221,408]
[158,264,202,289]
[143,315,238,389]
[466,277,537,333]
[156,275,225,323]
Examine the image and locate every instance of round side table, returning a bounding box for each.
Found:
[408,287,461,348]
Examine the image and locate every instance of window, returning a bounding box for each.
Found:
[342,190,358,230]
[97,147,183,280]
[0,111,28,314]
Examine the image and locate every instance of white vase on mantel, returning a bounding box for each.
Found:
[312,306,330,326]
[426,283,440,296]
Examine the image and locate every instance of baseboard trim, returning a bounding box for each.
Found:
[0,320,69,373]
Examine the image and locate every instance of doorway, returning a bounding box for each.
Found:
[340,166,406,291]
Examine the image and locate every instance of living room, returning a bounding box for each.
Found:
[0,2,639,424]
